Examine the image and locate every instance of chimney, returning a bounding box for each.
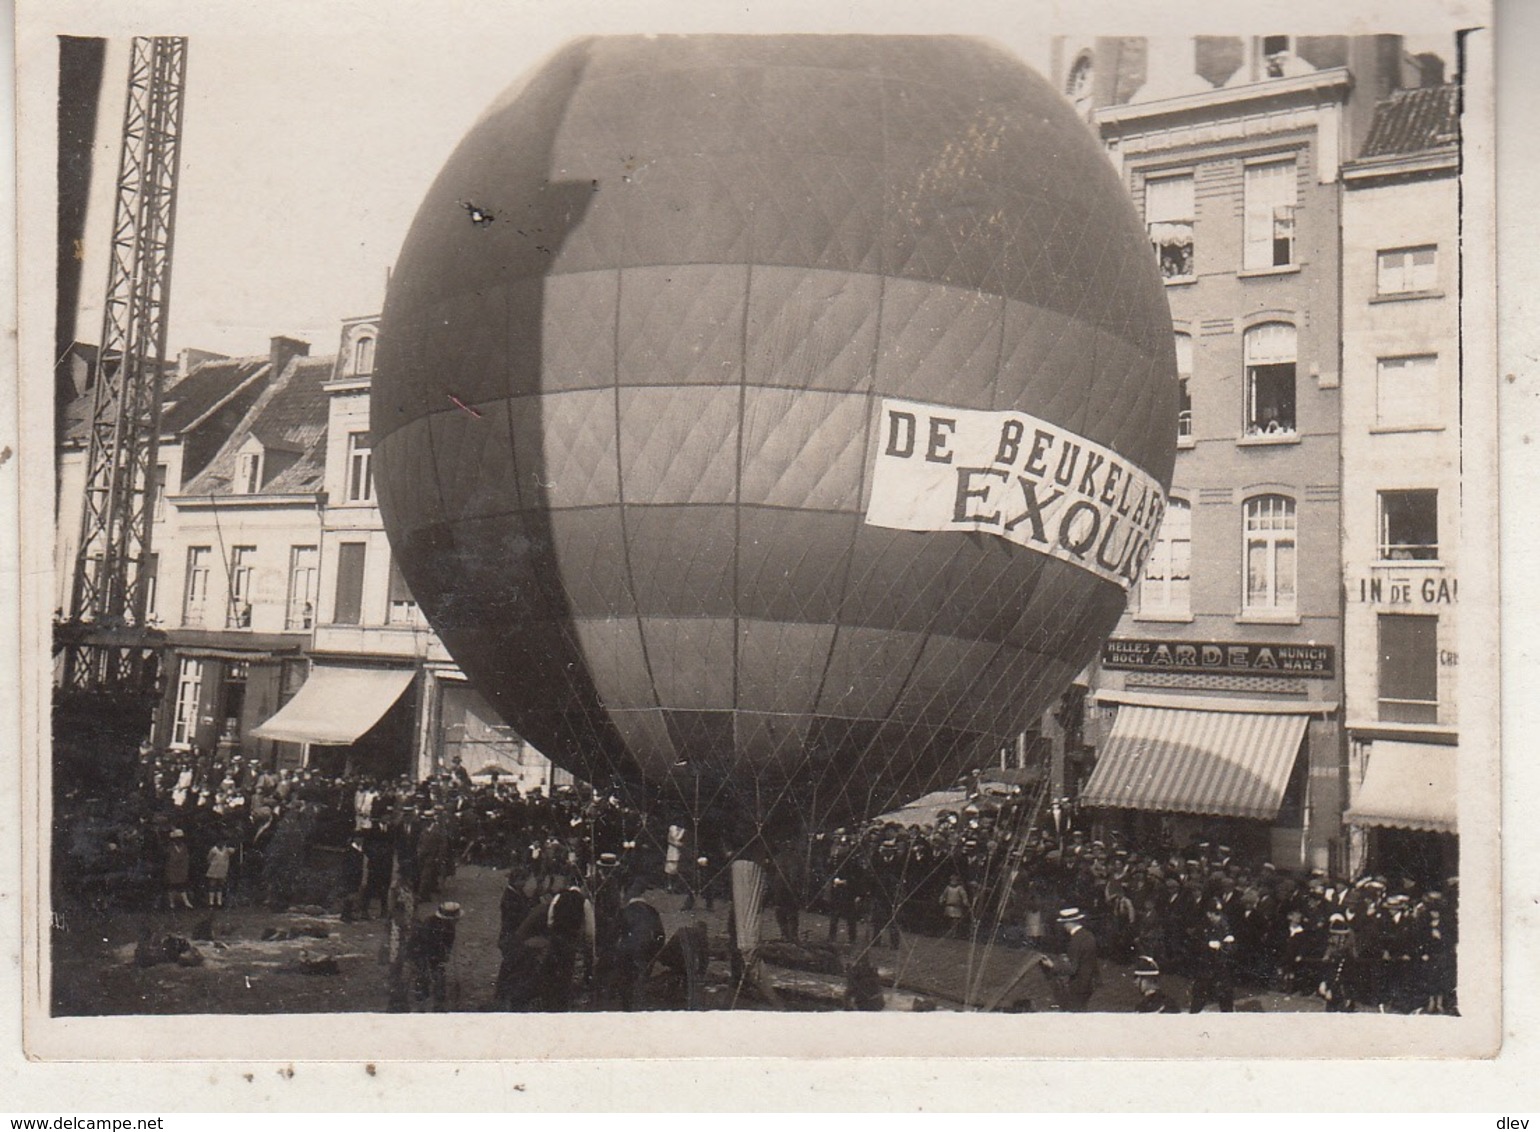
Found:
[269,335,310,375]
[1415,52,1445,87]
[174,346,230,384]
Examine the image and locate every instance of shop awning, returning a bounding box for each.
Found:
[1080,705,1308,820]
[1344,741,1457,833]
[250,665,414,745]
[873,788,970,827]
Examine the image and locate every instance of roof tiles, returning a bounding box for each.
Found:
[1359,83,1459,160]
[183,354,336,497]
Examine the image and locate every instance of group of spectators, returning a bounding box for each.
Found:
[807,807,1458,1015]
[57,746,1457,1015]
[57,745,653,922]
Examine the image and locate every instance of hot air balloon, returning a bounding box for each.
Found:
[374,36,1177,854]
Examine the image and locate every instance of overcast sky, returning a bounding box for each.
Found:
[51,0,1472,361]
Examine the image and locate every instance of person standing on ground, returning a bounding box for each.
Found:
[338,835,367,921]
[768,839,805,943]
[613,880,666,1011]
[360,826,394,920]
[664,823,685,893]
[1317,914,1359,1013]
[544,875,596,1011]
[1040,906,1099,1012]
[493,866,538,1006]
[1132,954,1180,1013]
[867,841,903,950]
[940,875,972,940]
[1188,899,1238,1013]
[163,829,193,910]
[205,837,235,909]
[412,901,462,1012]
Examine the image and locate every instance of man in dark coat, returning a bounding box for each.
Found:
[866,841,904,949]
[825,851,866,945]
[613,881,666,1011]
[411,901,461,1011]
[360,826,395,920]
[338,836,367,921]
[1132,954,1180,1013]
[493,867,538,1008]
[1188,900,1238,1013]
[1042,906,1099,1011]
[767,840,805,943]
[542,877,595,1011]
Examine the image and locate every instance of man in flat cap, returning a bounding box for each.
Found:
[1041,906,1099,1012]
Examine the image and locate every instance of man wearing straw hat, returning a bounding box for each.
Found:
[1040,906,1099,1012]
[1132,954,1180,1013]
[412,901,462,1012]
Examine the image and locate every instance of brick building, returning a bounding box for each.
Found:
[55,320,563,792]
[1338,85,1461,883]
[1051,35,1449,872]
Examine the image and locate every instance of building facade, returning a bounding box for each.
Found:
[55,321,562,793]
[1051,35,1444,872]
[1338,85,1461,884]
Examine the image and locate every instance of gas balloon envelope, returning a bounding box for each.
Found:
[375,36,1177,840]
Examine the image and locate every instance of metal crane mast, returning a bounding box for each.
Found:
[64,36,187,692]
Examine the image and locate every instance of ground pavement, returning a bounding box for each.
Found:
[51,863,1323,1015]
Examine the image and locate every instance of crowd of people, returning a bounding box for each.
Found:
[807,805,1458,1015]
[56,746,1457,1015]
[58,746,652,917]
[56,745,702,1011]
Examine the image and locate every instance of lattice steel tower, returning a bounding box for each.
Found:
[65,36,187,691]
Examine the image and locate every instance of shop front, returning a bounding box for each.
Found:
[250,662,418,779]
[157,633,308,768]
[1344,738,1458,886]
[1078,692,1335,870]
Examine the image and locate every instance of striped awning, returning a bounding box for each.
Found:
[1080,705,1308,820]
[1344,741,1457,833]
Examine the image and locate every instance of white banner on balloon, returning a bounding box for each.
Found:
[864,397,1169,591]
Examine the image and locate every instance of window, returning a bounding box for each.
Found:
[334,542,366,625]
[1243,495,1296,614]
[1261,35,1293,78]
[1379,490,1439,561]
[236,451,262,495]
[1378,614,1438,723]
[387,557,422,625]
[1377,245,1437,295]
[183,546,211,627]
[352,335,376,376]
[1244,323,1296,435]
[1065,51,1093,98]
[226,546,256,627]
[346,432,374,502]
[152,464,167,521]
[286,545,319,629]
[1175,333,1194,439]
[1140,497,1191,616]
[1376,355,1439,428]
[1243,159,1297,269]
[171,657,204,748]
[1146,174,1195,281]
[279,658,308,708]
[143,553,158,621]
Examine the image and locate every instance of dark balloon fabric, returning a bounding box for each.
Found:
[375,36,1178,836]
